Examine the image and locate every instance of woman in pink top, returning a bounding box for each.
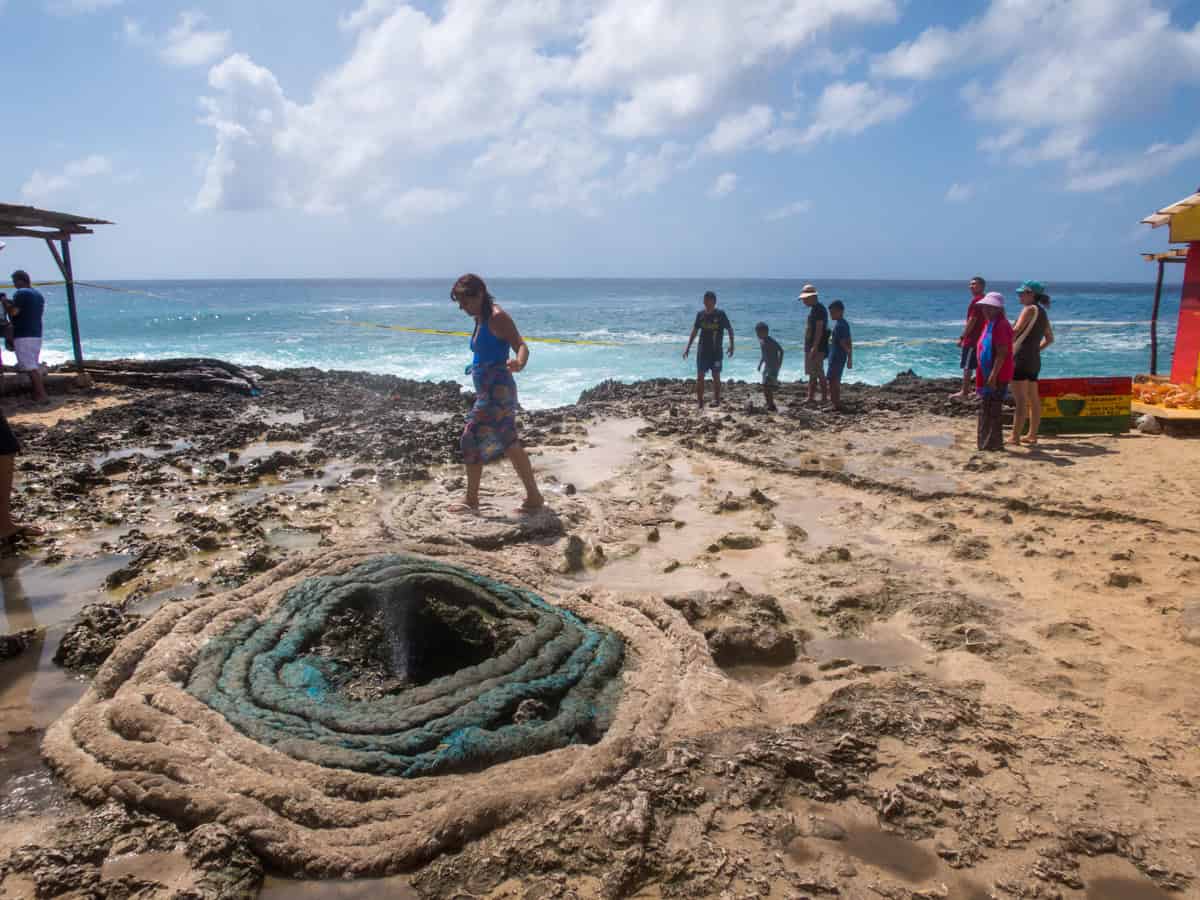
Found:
[974,293,1014,451]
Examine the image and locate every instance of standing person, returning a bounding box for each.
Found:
[827,300,853,411]
[2,272,47,404]
[450,273,543,514]
[683,290,734,408]
[974,292,1014,451]
[755,322,784,412]
[797,284,828,405]
[0,409,40,546]
[952,276,987,400]
[1010,280,1054,446]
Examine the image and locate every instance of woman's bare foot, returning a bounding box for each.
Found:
[519,495,545,514]
[1008,436,1023,446]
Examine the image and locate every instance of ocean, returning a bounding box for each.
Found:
[29,278,1175,409]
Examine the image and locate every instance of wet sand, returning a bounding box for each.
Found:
[1,368,1197,899]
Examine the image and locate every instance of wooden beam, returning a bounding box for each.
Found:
[60,238,85,372]
[0,227,74,241]
[44,238,68,281]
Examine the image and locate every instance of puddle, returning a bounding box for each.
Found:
[259,874,419,898]
[540,418,644,492]
[0,729,69,818]
[806,626,928,668]
[1,554,130,633]
[912,434,955,449]
[234,462,356,508]
[133,582,201,614]
[0,625,90,734]
[770,494,838,548]
[836,825,940,883]
[231,440,313,464]
[1086,877,1174,899]
[260,410,306,426]
[93,439,193,468]
[846,459,959,494]
[101,850,197,891]
[264,527,324,552]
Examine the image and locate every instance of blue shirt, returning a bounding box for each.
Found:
[471,317,509,368]
[828,319,851,365]
[10,288,45,339]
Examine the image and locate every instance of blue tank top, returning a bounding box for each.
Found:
[471,317,510,367]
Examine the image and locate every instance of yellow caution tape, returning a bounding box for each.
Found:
[0,280,171,300]
[350,321,620,346]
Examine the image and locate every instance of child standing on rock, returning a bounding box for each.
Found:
[827,300,852,411]
[755,322,784,412]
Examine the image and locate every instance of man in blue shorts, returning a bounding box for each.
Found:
[683,290,734,408]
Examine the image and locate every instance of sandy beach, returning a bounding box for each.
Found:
[0,365,1197,900]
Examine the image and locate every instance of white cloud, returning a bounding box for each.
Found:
[768,81,911,147]
[161,11,232,67]
[339,0,401,31]
[21,154,113,200]
[382,187,466,221]
[1067,130,1200,192]
[709,172,738,197]
[795,46,864,76]
[945,182,973,203]
[765,199,810,221]
[47,0,122,14]
[873,0,1200,182]
[573,0,898,138]
[701,105,774,155]
[194,1,904,216]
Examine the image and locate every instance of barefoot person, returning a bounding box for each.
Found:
[1010,280,1054,446]
[952,276,987,400]
[683,290,734,408]
[974,292,1014,452]
[797,284,828,405]
[0,409,41,547]
[2,271,48,404]
[827,300,852,411]
[450,273,543,514]
[755,322,783,412]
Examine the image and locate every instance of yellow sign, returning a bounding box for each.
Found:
[1041,394,1131,418]
[1169,204,1200,243]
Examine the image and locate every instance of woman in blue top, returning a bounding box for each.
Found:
[450,273,543,514]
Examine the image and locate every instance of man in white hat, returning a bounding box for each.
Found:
[798,284,828,404]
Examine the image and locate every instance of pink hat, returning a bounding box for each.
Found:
[976,292,1005,308]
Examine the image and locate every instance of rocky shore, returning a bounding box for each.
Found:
[1,362,1197,899]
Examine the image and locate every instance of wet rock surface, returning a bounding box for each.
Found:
[53,603,145,671]
[2,362,1195,899]
[0,802,262,899]
[665,584,800,667]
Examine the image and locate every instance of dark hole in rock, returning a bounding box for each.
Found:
[312,575,531,700]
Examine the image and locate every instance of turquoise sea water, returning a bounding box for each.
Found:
[30,278,1176,409]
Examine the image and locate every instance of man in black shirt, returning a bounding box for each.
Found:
[798,283,829,405]
[683,290,734,408]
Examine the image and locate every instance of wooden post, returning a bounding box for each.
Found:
[60,238,84,372]
[1150,258,1164,375]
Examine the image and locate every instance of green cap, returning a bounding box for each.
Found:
[1018,280,1045,295]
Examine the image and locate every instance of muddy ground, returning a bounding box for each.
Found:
[0,366,1197,899]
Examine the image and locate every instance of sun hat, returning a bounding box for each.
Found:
[976,292,1005,309]
[796,283,819,301]
[1017,280,1045,295]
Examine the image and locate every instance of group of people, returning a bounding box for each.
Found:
[682,284,853,412]
[951,276,1055,451]
[449,273,1057,513]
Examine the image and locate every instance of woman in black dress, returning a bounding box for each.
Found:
[1010,280,1054,446]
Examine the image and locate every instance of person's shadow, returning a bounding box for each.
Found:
[0,556,45,736]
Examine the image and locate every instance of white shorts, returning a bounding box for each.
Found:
[13,337,42,372]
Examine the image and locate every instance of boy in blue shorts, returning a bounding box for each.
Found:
[827,300,852,410]
[683,290,734,408]
[755,322,784,412]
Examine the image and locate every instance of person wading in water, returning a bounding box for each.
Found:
[450,273,544,515]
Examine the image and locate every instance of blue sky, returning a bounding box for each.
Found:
[2,0,1199,282]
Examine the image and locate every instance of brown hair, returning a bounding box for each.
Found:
[452,273,494,322]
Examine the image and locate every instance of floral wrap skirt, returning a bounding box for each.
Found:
[461,362,519,465]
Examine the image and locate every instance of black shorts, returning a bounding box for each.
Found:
[1012,365,1041,382]
[960,344,978,371]
[0,412,20,455]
